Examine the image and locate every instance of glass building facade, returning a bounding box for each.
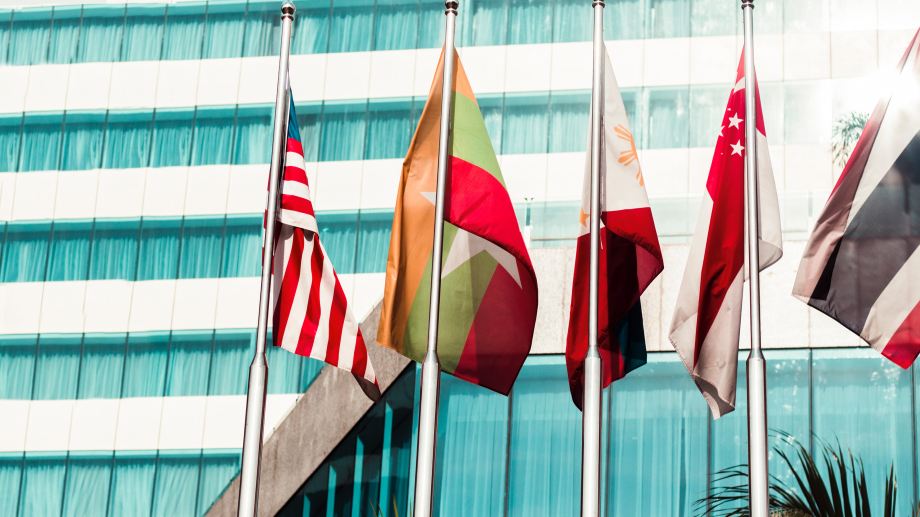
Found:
[0,0,918,515]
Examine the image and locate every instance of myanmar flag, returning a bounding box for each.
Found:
[377,50,539,395]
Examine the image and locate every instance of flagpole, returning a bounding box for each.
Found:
[583,2,605,516]
[741,1,770,516]
[238,3,295,516]
[413,2,457,516]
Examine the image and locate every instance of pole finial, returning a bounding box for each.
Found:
[741,0,754,8]
[593,0,605,6]
[445,1,458,15]
[281,1,295,17]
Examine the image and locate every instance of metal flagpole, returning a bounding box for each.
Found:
[583,2,605,516]
[238,3,295,516]
[741,1,769,516]
[413,2,458,516]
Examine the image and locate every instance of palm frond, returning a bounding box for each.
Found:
[832,111,869,168]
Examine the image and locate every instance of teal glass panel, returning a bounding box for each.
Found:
[209,331,253,395]
[202,3,246,59]
[0,455,22,517]
[165,332,213,396]
[328,4,372,53]
[757,0,783,34]
[300,355,324,393]
[553,0,589,43]
[417,0,444,49]
[78,7,126,63]
[32,336,81,400]
[122,5,165,61]
[290,3,329,54]
[109,455,156,516]
[178,218,223,279]
[608,355,708,516]
[243,1,279,57]
[46,221,92,281]
[150,110,193,167]
[89,221,139,281]
[233,105,272,165]
[196,454,241,515]
[355,211,392,274]
[18,456,66,517]
[320,102,367,161]
[316,211,358,274]
[191,107,235,166]
[648,0,690,38]
[302,465,330,514]
[62,456,113,516]
[548,92,589,153]
[267,339,303,394]
[470,0,508,46]
[122,333,168,398]
[605,0,646,40]
[19,113,62,172]
[152,455,201,517]
[221,217,261,278]
[296,104,322,162]
[102,111,153,169]
[61,112,106,171]
[8,9,51,65]
[506,358,580,516]
[691,0,737,37]
[0,114,22,173]
[162,3,205,60]
[689,85,725,148]
[0,336,36,399]
[813,348,914,515]
[646,87,689,149]
[508,0,552,45]
[48,6,81,64]
[434,376,509,515]
[621,88,641,146]
[373,1,418,51]
[502,94,549,154]
[364,100,413,160]
[78,335,126,399]
[136,219,180,280]
[0,11,11,66]
[1,224,50,282]
[478,96,504,155]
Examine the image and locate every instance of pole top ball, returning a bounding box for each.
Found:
[281,2,295,16]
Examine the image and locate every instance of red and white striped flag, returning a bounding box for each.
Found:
[270,98,378,393]
[669,53,782,418]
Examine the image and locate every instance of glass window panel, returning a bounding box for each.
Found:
[290,4,329,54]
[529,201,580,246]
[102,112,153,169]
[646,87,689,149]
[8,10,51,65]
[648,0,690,38]
[0,11,11,66]
[61,112,106,171]
[62,457,113,516]
[150,111,193,167]
[233,106,272,165]
[136,220,180,280]
[88,223,139,281]
[46,222,91,281]
[508,0,552,45]
[605,0,645,40]
[243,2,280,57]
[553,0,590,43]
[0,336,36,399]
[316,212,358,274]
[19,457,65,516]
[470,0,508,46]
[196,454,241,515]
[785,82,831,145]
[417,0,444,49]
[78,7,125,63]
[689,86,727,148]
[328,5,372,53]
[364,102,413,160]
[1,224,50,283]
[162,3,205,60]
[0,455,22,516]
[221,218,261,278]
[19,114,62,172]
[191,107,235,166]
[267,340,302,394]
[478,96,503,155]
[32,337,81,400]
[294,104,322,162]
[433,376,508,515]
[78,336,125,399]
[47,6,81,64]
[373,3,419,51]
[122,334,168,398]
[355,211,392,274]
[757,0,783,34]
[152,455,201,517]
[0,115,21,172]
[109,455,156,516]
[784,0,829,33]
[548,92,589,153]
[208,332,252,395]
[202,4,246,59]
[165,333,212,396]
[319,103,367,161]
[122,5,165,61]
[502,94,549,155]
[178,219,224,279]
[691,0,737,37]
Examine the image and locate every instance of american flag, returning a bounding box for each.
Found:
[270,97,378,391]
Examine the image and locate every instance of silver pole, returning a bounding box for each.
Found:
[412,2,457,516]
[582,2,604,517]
[741,1,769,516]
[238,3,295,516]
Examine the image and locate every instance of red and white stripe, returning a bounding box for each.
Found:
[270,134,377,387]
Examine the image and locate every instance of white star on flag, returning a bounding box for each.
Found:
[728,113,743,129]
[731,140,744,156]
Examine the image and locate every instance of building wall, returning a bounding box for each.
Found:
[0,0,918,515]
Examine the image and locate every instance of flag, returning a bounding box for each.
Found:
[793,29,920,368]
[377,50,538,395]
[565,49,664,409]
[669,52,783,418]
[271,97,378,393]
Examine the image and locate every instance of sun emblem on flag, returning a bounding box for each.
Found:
[614,125,644,186]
